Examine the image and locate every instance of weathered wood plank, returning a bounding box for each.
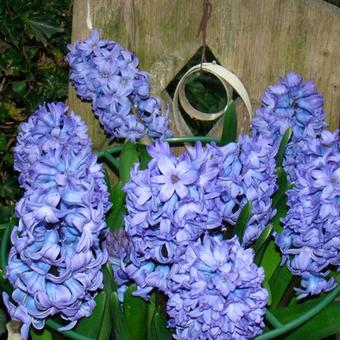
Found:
[69,0,340,149]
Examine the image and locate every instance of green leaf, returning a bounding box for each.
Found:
[30,328,53,340]
[147,293,156,337]
[0,133,7,152]
[275,127,293,167]
[149,310,172,340]
[233,202,252,243]
[137,144,151,170]
[269,264,293,308]
[272,166,291,210]
[263,281,272,306]
[0,104,9,122]
[106,181,126,231]
[273,301,340,339]
[110,292,128,340]
[97,296,112,340]
[103,168,112,192]
[276,166,288,190]
[0,308,7,336]
[0,2,5,14]
[220,100,237,146]
[260,240,281,289]
[73,292,106,338]
[11,81,27,97]
[24,16,64,46]
[0,176,21,199]
[252,224,273,265]
[119,142,139,184]
[123,284,148,340]
[3,48,24,66]
[96,267,114,340]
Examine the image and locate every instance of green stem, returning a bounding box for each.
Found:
[46,320,95,340]
[96,145,123,158]
[1,222,12,275]
[96,136,220,161]
[256,284,340,339]
[0,223,9,230]
[265,310,283,328]
[165,136,220,144]
[103,153,120,170]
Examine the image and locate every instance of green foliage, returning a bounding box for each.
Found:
[233,201,252,244]
[220,100,237,145]
[0,308,6,337]
[106,181,126,231]
[119,141,139,184]
[123,285,148,340]
[0,0,72,211]
[149,308,172,340]
[275,127,292,167]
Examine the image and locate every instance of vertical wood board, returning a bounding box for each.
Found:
[69,0,340,149]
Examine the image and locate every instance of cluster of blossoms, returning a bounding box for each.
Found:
[3,103,111,339]
[112,137,275,335]
[66,29,172,141]
[253,72,339,298]
[252,72,327,181]
[167,235,268,339]
[275,129,340,298]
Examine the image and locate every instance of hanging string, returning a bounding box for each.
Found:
[86,0,93,30]
[197,0,212,68]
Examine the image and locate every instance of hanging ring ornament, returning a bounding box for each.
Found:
[178,65,232,121]
[172,62,252,128]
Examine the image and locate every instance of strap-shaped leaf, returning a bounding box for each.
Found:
[137,144,151,170]
[147,293,156,337]
[97,296,112,340]
[73,292,106,338]
[257,286,340,340]
[123,284,148,340]
[269,264,293,308]
[110,292,128,340]
[97,266,114,339]
[149,310,172,340]
[234,202,252,244]
[275,127,293,167]
[252,224,273,265]
[30,324,51,340]
[106,181,126,231]
[220,100,237,146]
[103,168,112,192]
[119,142,139,184]
[272,167,294,211]
[260,240,282,289]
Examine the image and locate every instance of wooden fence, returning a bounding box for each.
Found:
[69,0,340,150]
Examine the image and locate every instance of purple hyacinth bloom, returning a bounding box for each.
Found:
[123,138,276,299]
[4,103,111,339]
[152,156,198,201]
[167,234,268,339]
[14,102,91,188]
[275,130,340,298]
[214,134,277,246]
[252,72,327,181]
[252,72,326,143]
[66,29,172,141]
